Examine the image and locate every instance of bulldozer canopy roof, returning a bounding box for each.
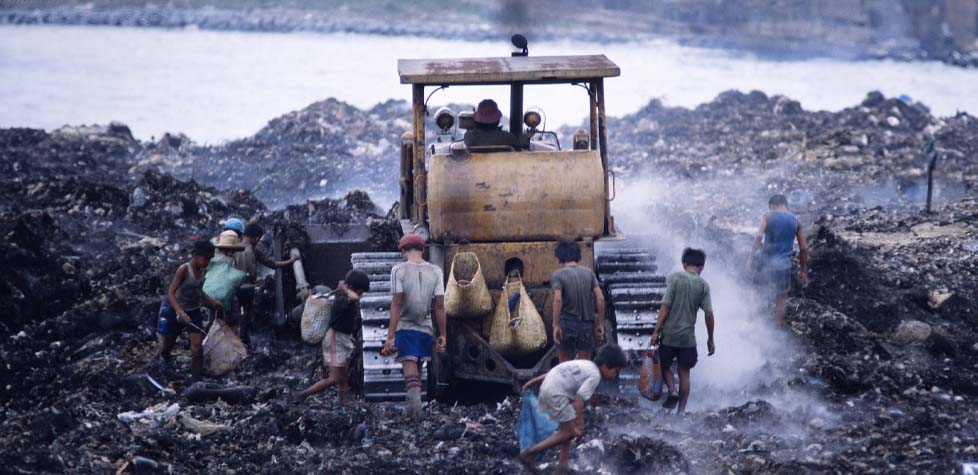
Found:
[397,54,620,85]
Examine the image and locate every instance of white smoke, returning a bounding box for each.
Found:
[611,173,834,425]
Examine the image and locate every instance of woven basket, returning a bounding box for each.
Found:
[445,252,493,319]
[487,275,547,356]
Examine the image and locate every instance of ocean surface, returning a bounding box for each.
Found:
[3,24,978,143]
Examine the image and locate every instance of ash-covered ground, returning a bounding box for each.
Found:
[1,90,977,474]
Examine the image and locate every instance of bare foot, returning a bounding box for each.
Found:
[518,450,538,474]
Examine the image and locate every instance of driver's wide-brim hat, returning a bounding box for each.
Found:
[474,99,503,125]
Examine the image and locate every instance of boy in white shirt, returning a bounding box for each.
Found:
[519,344,627,473]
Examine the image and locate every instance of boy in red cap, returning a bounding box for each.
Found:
[381,233,447,418]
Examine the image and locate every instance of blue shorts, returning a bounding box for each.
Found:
[157,299,205,336]
[394,329,433,363]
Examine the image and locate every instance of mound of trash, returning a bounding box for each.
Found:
[3,89,978,473]
[134,99,411,208]
[772,197,978,473]
[602,90,978,231]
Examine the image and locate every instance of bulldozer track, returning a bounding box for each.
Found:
[594,244,665,389]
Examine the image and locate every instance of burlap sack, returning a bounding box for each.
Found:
[203,319,248,376]
[487,275,547,356]
[300,291,333,344]
[445,252,493,319]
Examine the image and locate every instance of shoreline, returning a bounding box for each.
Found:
[3,4,977,68]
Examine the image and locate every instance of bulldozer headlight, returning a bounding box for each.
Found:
[458,111,475,130]
[435,107,455,132]
[523,109,542,129]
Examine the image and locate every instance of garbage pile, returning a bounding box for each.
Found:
[604,90,978,227]
[0,125,268,336]
[776,197,978,473]
[133,99,410,208]
[3,88,978,473]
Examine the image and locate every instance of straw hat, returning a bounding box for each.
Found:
[215,230,244,251]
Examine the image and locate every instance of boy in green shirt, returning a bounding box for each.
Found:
[650,248,716,415]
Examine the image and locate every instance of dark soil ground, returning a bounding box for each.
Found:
[1,90,976,474]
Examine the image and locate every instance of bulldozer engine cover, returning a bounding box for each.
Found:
[427,150,605,242]
[444,252,493,319]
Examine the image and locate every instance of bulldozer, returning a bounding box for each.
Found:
[306,40,666,401]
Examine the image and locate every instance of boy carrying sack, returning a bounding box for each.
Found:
[293,270,371,404]
[519,344,628,474]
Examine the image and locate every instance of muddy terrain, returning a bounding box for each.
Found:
[1,90,977,474]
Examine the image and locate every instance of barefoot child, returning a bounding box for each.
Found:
[293,270,371,403]
[519,344,627,473]
[157,240,225,382]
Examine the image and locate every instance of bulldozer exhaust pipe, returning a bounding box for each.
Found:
[290,248,310,298]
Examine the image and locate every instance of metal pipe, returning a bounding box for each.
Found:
[510,82,524,139]
[273,231,286,325]
[400,132,414,220]
[588,80,598,152]
[925,141,938,213]
[290,248,309,297]
[595,78,613,236]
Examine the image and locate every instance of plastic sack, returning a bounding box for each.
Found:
[300,291,334,344]
[203,319,248,376]
[444,252,493,319]
[518,390,558,452]
[638,348,665,401]
[488,275,547,356]
[202,260,245,310]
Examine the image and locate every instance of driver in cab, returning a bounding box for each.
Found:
[464,99,532,150]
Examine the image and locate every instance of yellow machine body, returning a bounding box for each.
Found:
[427,150,605,243]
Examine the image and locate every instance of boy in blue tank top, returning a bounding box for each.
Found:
[748,194,809,325]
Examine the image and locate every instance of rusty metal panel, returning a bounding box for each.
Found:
[427,150,605,242]
[398,55,620,85]
[445,241,594,289]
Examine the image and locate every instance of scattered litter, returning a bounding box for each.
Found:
[928,290,953,310]
[179,414,232,437]
[145,374,176,396]
[117,403,180,428]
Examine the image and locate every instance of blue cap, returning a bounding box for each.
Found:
[223,217,245,234]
